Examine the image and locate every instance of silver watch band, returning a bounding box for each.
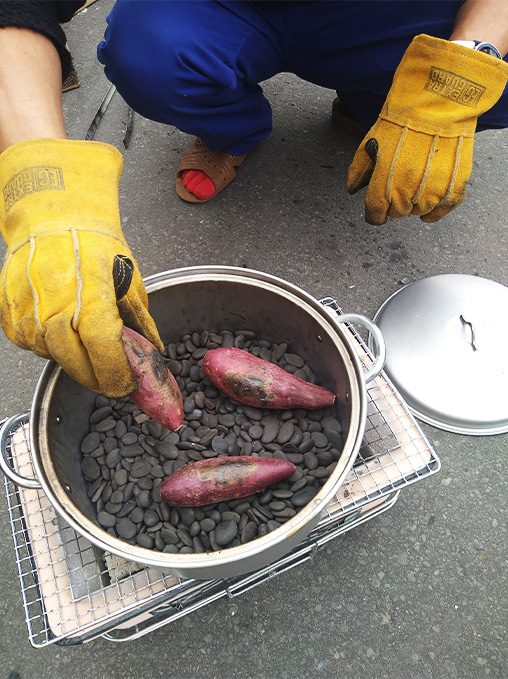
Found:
[450,39,502,59]
[473,41,503,59]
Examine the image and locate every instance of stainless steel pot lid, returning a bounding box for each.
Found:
[370,274,508,436]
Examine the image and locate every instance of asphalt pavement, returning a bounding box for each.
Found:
[1,2,507,678]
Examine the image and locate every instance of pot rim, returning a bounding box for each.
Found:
[30,266,369,575]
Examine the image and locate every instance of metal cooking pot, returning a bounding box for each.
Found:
[1,266,385,580]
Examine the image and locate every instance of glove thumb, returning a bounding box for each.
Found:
[347,138,379,194]
[113,254,164,353]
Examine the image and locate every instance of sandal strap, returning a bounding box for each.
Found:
[177,139,246,191]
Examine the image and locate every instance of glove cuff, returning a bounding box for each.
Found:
[379,34,508,137]
[0,139,124,248]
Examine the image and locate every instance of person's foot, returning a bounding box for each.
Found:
[181,169,216,200]
[176,139,247,203]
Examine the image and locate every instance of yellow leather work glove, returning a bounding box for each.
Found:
[347,34,508,225]
[0,138,163,397]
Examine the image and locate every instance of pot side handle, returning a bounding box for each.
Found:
[335,313,386,384]
[0,414,42,489]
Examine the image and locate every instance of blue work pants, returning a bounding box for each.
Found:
[97,0,508,155]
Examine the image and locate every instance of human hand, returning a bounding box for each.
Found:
[347,34,508,225]
[0,139,163,396]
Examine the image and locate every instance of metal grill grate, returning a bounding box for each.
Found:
[2,301,440,646]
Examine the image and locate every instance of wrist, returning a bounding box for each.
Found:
[0,28,67,154]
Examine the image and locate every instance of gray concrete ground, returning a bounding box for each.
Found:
[1,2,508,678]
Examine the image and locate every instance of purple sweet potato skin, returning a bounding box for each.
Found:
[203,347,335,410]
[160,456,296,506]
[122,326,183,431]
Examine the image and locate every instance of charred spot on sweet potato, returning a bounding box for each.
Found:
[149,349,167,382]
[221,372,274,405]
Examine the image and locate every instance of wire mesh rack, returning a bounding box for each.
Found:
[1,298,441,646]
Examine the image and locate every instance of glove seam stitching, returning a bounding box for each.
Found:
[27,237,44,336]
[6,228,128,256]
[378,114,475,138]
[434,134,464,209]
[386,126,408,204]
[411,134,438,206]
[71,228,82,331]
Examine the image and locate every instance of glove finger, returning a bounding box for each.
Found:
[420,188,466,223]
[29,250,127,395]
[78,296,137,397]
[43,313,102,392]
[386,133,438,219]
[346,138,377,194]
[415,137,473,222]
[0,240,100,382]
[0,248,51,356]
[73,244,139,397]
[0,297,37,353]
[362,129,408,226]
[8,233,78,357]
[117,288,164,353]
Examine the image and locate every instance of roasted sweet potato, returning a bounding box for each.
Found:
[122,326,183,431]
[160,456,296,506]
[203,347,335,410]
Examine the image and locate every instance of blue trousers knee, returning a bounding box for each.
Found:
[97,0,508,155]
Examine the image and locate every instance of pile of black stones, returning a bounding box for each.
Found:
[80,328,345,555]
